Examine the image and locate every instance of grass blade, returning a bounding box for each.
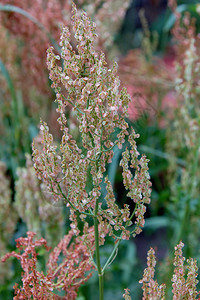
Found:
[0,59,16,101]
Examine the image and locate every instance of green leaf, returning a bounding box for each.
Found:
[164,4,197,32]
[0,59,16,101]
[144,216,172,229]
[76,296,86,300]
[121,242,137,283]
[108,146,123,186]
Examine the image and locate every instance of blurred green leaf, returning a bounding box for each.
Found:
[76,296,86,300]
[164,4,198,32]
[120,242,137,283]
[144,216,172,230]
[139,145,186,167]
[0,59,16,101]
[108,146,122,186]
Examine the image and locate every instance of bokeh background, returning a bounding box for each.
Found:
[0,0,200,298]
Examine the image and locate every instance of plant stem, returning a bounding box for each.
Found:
[94,198,104,300]
[98,273,104,300]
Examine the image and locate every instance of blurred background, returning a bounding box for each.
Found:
[0,0,200,299]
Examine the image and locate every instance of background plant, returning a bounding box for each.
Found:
[123,241,199,299]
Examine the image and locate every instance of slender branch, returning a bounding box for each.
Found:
[93,192,104,300]
[102,239,120,273]
[102,202,139,272]
[61,94,85,116]
[102,142,117,152]
[57,183,93,217]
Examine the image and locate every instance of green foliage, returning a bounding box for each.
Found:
[0,60,37,178]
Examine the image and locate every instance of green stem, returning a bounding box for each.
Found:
[98,273,104,300]
[93,199,104,300]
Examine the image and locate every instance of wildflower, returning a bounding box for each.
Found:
[1,230,94,299]
[123,288,132,300]
[15,154,65,247]
[138,241,199,300]
[33,3,151,245]
[139,248,165,300]
[172,242,198,299]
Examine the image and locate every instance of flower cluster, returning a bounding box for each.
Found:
[0,0,130,100]
[0,0,71,96]
[139,248,165,299]
[124,241,199,299]
[47,227,95,298]
[33,3,151,244]
[123,288,132,300]
[15,154,65,247]
[120,130,151,236]
[83,0,131,51]
[172,242,198,299]
[1,232,53,299]
[1,230,94,299]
